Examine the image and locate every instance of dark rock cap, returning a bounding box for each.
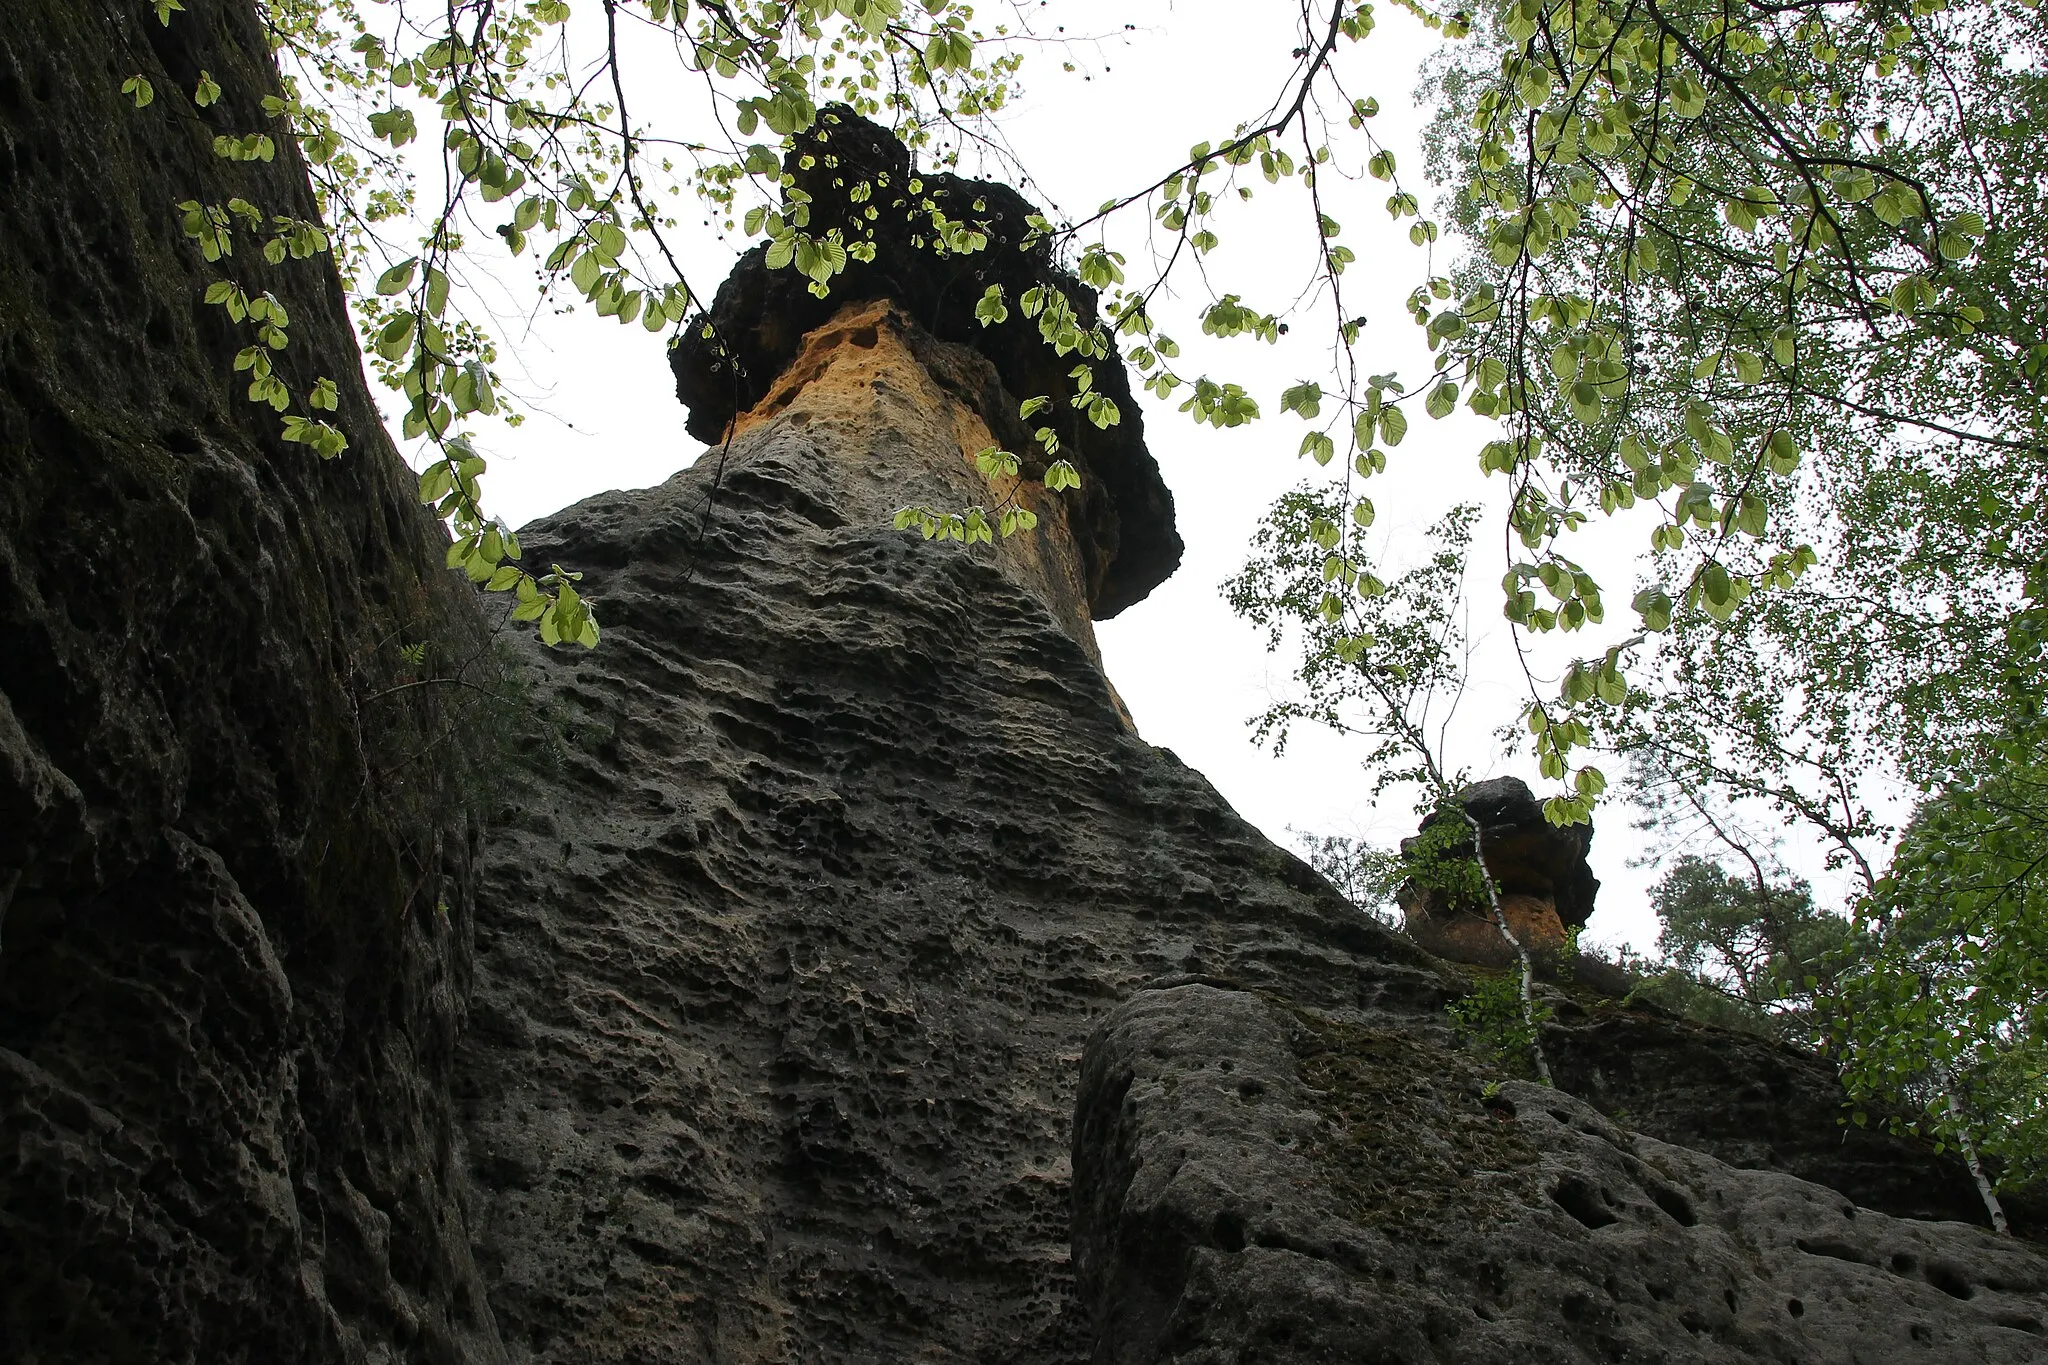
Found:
[1402,776,1600,927]
[669,106,1183,618]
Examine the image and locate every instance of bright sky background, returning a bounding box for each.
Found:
[395,0,1758,954]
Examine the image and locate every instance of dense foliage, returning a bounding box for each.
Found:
[1232,0,2045,1220]
[1830,758,2048,1229]
[1629,855,1847,1044]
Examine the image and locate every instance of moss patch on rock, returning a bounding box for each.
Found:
[1285,1007,1542,1239]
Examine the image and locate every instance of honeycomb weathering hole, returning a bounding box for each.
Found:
[1551,1176,1620,1230]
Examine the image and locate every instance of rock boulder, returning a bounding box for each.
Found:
[1398,776,1599,967]
[1075,984,2048,1362]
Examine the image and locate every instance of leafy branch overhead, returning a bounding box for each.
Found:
[135,0,1042,650]
[129,0,2042,780]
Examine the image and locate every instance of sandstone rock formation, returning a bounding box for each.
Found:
[670,106,1182,621]
[453,112,2047,1361]
[2,3,503,1361]
[1397,776,1598,967]
[5,13,2046,1364]
[1076,985,2048,1362]
[451,278,1456,1364]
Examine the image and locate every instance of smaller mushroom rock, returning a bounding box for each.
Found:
[1397,776,1598,967]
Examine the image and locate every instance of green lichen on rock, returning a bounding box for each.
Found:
[1286,1007,1542,1238]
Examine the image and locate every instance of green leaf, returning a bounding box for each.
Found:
[1765,430,1802,475]
[974,284,1009,327]
[375,313,416,362]
[1377,405,1408,447]
[376,258,419,296]
[1669,73,1706,118]
[418,462,453,505]
[974,446,1020,480]
[368,106,416,147]
[1832,166,1877,202]
[1279,381,1323,419]
[1734,492,1769,538]
[1871,180,1919,226]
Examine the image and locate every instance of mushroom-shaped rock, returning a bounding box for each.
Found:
[669,105,1181,619]
[1397,776,1599,967]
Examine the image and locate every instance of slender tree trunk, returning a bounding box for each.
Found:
[1943,1075,2009,1234]
[1464,809,1554,1087]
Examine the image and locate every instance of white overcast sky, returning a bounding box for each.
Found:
[391,0,1762,953]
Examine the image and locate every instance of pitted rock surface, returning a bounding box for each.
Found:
[1543,992,1998,1229]
[1,2,502,1361]
[456,306,1454,1363]
[1075,984,2048,1363]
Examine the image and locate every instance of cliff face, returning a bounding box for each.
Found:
[1,4,501,1361]
[5,12,2046,1363]
[452,117,2048,1358]
[452,296,1453,1362]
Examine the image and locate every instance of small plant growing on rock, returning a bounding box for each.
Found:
[1449,975,1554,1082]
[1401,813,1493,908]
[1291,829,1407,927]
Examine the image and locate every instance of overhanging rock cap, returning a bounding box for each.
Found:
[1403,776,1601,928]
[670,106,1183,619]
